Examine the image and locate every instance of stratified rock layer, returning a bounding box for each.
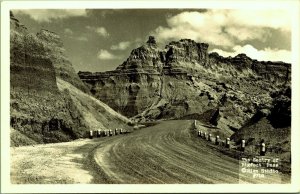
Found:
[36,29,90,93]
[10,13,57,93]
[79,36,291,134]
[10,12,82,144]
[10,12,132,146]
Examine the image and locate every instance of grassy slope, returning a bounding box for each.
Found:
[57,78,132,133]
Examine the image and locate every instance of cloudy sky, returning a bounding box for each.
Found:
[13,9,291,72]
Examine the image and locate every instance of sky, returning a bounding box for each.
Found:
[13,9,291,72]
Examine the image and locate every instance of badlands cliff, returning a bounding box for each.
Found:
[79,36,291,136]
[10,12,132,146]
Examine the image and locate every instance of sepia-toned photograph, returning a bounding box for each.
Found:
[1,0,300,193]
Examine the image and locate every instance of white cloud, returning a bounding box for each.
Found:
[85,25,93,30]
[97,49,118,60]
[86,26,109,37]
[64,28,73,35]
[153,10,291,47]
[228,9,291,31]
[211,44,291,63]
[225,27,271,42]
[110,41,131,50]
[95,27,109,37]
[75,36,88,42]
[13,9,87,22]
[64,30,88,41]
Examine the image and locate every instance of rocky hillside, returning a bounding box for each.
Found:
[36,29,90,93]
[79,36,291,134]
[10,12,132,146]
[231,86,291,142]
[231,86,291,162]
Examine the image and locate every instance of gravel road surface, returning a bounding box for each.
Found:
[92,120,284,183]
[11,120,286,184]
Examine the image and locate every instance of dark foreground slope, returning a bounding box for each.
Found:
[10,12,132,146]
[231,87,291,162]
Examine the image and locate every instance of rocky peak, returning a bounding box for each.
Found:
[117,37,164,72]
[10,12,88,93]
[37,29,63,47]
[146,36,157,47]
[10,12,58,93]
[230,53,253,70]
[10,11,28,33]
[208,50,290,82]
[35,29,89,93]
[165,39,209,67]
[234,53,250,59]
[116,37,212,72]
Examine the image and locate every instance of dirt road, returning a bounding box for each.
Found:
[11,120,286,184]
[93,120,285,184]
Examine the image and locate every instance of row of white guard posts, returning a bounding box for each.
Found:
[89,128,125,139]
[197,130,266,156]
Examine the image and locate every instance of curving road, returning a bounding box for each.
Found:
[92,120,284,184]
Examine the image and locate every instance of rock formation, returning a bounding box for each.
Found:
[79,36,291,134]
[10,12,132,146]
[10,11,81,144]
[10,13,58,93]
[36,29,90,93]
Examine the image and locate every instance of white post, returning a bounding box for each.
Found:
[89,130,93,139]
[226,138,230,148]
[260,143,266,156]
[198,131,201,137]
[241,139,245,151]
[208,134,212,141]
[215,135,219,145]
